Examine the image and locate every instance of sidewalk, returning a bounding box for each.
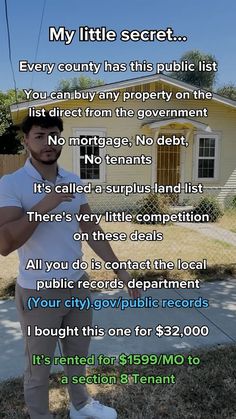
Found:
[0,279,235,381]
[175,222,236,246]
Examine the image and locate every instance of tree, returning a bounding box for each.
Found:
[216,84,236,100]
[170,50,218,90]
[0,125,24,154]
[55,75,104,92]
[0,89,25,154]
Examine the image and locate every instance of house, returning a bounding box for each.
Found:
[10,74,236,211]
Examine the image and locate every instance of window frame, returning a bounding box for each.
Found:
[72,128,106,183]
[193,132,220,182]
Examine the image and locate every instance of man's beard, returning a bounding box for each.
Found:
[29,148,62,165]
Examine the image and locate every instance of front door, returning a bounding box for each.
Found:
[156,135,180,203]
[156,139,180,185]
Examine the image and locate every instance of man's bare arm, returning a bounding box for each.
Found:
[0,188,75,256]
[79,203,119,265]
[79,203,141,298]
[0,206,39,256]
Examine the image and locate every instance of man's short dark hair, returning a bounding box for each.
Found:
[21,112,63,135]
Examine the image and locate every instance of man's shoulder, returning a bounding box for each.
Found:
[0,167,27,207]
[0,166,26,185]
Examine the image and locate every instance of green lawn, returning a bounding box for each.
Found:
[0,344,235,418]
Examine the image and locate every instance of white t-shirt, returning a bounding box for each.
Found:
[0,158,88,289]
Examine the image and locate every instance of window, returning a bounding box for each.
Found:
[73,129,106,182]
[79,136,100,180]
[195,134,219,181]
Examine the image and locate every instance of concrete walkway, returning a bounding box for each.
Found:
[0,279,236,381]
[175,222,236,246]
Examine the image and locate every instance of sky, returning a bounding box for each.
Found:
[0,0,236,94]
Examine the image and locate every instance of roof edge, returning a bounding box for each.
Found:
[10,73,236,113]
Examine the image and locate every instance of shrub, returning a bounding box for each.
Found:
[225,195,236,210]
[192,196,224,222]
[231,196,236,208]
[133,193,171,224]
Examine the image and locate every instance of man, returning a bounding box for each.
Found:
[0,113,140,419]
